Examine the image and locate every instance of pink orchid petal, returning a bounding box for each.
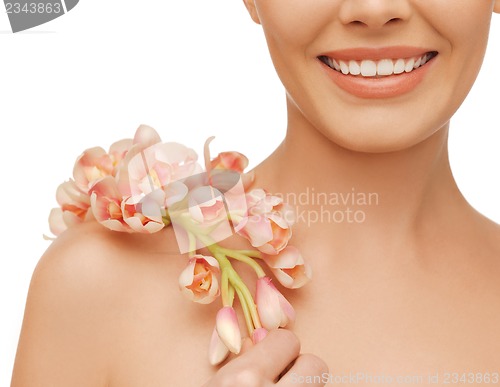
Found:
[241,171,255,190]
[48,208,67,236]
[73,147,113,191]
[255,277,283,330]
[186,186,228,227]
[208,326,230,366]
[56,180,90,207]
[89,179,132,232]
[109,138,133,170]
[133,124,161,148]
[279,203,296,226]
[251,328,268,344]
[256,216,291,255]
[272,264,312,289]
[263,247,312,289]
[123,214,164,233]
[216,307,241,354]
[141,190,166,222]
[262,195,283,208]
[128,151,153,181]
[239,216,273,247]
[267,212,289,230]
[153,142,199,181]
[109,138,133,156]
[100,219,134,232]
[201,255,220,268]
[62,210,84,228]
[178,261,197,288]
[159,142,197,164]
[115,144,143,197]
[204,136,216,175]
[211,151,249,173]
[256,277,296,330]
[84,209,95,221]
[122,215,144,231]
[264,246,303,269]
[278,292,296,326]
[164,181,188,207]
[179,255,220,304]
[117,142,175,199]
[188,204,204,224]
[257,244,279,255]
[245,189,267,211]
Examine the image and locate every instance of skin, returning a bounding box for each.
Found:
[11,1,500,386]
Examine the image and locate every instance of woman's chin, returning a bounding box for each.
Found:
[318,126,444,154]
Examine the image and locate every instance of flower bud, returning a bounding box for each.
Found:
[208,326,230,366]
[216,306,242,354]
[263,246,312,289]
[255,277,295,330]
[251,327,269,344]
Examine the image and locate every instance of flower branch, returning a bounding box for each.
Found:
[47,124,312,367]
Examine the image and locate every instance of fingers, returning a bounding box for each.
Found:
[202,329,328,387]
[240,329,301,381]
[277,353,329,387]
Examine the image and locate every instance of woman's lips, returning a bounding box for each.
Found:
[317,46,438,99]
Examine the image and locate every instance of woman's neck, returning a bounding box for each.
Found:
[252,99,476,267]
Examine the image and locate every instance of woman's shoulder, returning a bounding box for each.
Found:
[466,214,500,283]
[41,219,185,277]
[32,220,187,317]
[477,214,500,256]
[11,220,184,386]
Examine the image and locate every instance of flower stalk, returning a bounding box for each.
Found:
[48,124,311,366]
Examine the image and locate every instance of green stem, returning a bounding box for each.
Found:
[187,231,197,258]
[229,272,262,329]
[162,216,171,227]
[218,247,265,278]
[234,249,262,259]
[227,283,235,306]
[175,217,263,329]
[220,263,230,307]
[234,286,254,335]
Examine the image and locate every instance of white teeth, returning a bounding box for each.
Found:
[360,60,377,76]
[405,58,415,72]
[349,60,361,75]
[414,57,422,68]
[377,59,394,76]
[324,53,433,77]
[339,61,349,75]
[394,59,405,74]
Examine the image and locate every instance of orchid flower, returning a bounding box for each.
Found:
[48,124,311,367]
[179,255,220,304]
[262,246,312,289]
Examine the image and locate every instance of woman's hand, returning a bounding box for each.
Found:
[202,329,328,387]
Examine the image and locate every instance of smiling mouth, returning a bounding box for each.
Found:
[318,51,438,78]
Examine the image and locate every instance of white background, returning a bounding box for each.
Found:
[1,1,499,384]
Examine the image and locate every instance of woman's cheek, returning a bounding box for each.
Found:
[419,0,492,45]
[256,0,333,46]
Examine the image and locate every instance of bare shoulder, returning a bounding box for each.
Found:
[479,215,500,261]
[490,222,500,248]
[468,215,500,294]
[11,221,185,387]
